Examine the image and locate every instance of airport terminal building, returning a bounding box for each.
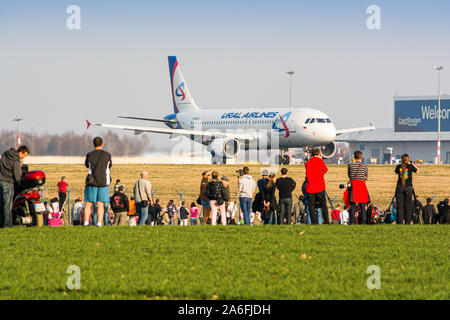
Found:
[336,95,450,164]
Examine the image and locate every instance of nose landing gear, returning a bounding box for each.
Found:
[275,149,291,165]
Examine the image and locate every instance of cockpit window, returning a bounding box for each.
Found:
[305,118,310,124]
[317,118,325,123]
[309,118,316,123]
[325,118,331,123]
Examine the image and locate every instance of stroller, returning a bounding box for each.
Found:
[47,198,64,227]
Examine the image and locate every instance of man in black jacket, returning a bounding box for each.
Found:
[0,145,30,228]
[83,137,112,227]
[275,168,296,225]
[110,186,129,226]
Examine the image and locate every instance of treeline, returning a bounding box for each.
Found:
[0,130,152,156]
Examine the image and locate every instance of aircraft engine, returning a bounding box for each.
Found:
[319,141,337,159]
[207,138,241,158]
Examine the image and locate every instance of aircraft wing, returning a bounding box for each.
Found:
[335,124,376,136]
[86,120,255,141]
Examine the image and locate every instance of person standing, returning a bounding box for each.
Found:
[133,170,153,226]
[394,154,418,225]
[257,169,269,193]
[190,202,199,225]
[305,148,330,224]
[199,171,211,225]
[347,151,370,224]
[179,201,189,226]
[57,176,68,214]
[275,168,296,225]
[152,199,162,225]
[0,145,30,228]
[340,205,349,225]
[262,173,278,225]
[206,171,229,225]
[238,167,256,225]
[110,185,129,226]
[114,179,124,193]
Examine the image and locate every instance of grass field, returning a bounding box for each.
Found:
[32,163,450,210]
[0,225,448,300]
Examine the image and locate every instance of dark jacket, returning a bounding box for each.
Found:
[179,206,189,220]
[275,176,296,199]
[85,150,112,187]
[110,191,129,213]
[0,148,22,184]
[206,179,229,204]
[261,180,278,211]
[423,204,436,224]
[200,178,209,201]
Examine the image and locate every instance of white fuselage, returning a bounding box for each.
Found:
[171,107,337,149]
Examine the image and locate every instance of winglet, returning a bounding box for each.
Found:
[86,120,91,129]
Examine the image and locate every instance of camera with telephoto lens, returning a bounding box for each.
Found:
[236,169,244,178]
[339,182,352,189]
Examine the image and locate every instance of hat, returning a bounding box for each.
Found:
[221,176,230,181]
[261,169,269,176]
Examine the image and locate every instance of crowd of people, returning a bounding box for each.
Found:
[0,137,449,228]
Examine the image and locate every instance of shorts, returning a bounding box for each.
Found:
[84,185,110,204]
[201,200,210,208]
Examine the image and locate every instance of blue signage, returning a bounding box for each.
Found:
[394,99,450,132]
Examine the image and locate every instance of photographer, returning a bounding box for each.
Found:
[394,154,418,224]
[305,148,329,224]
[346,151,369,224]
[238,167,256,225]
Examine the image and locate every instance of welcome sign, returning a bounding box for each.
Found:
[394,97,450,132]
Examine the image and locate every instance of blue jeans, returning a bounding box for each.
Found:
[0,181,14,228]
[269,211,276,225]
[306,208,323,225]
[279,198,293,225]
[92,203,109,226]
[239,197,252,225]
[190,218,197,225]
[136,203,149,226]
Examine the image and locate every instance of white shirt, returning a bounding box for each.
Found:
[340,210,349,225]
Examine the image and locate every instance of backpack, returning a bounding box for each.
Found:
[111,193,125,212]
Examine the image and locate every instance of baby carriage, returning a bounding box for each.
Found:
[47,198,64,227]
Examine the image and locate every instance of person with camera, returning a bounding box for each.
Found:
[238,167,256,225]
[394,154,419,224]
[133,170,153,226]
[346,150,369,224]
[305,148,329,224]
[206,171,229,225]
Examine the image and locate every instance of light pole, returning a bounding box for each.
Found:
[433,66,443,164]
[286,71,295,108]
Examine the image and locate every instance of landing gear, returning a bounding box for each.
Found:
[211,155,227,164]
[274,149,291,165]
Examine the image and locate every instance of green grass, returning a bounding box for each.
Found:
[0,225,448,300]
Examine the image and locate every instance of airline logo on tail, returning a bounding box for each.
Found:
[175,82,186,101]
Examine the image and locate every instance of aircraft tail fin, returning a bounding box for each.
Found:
[168,56,200,114]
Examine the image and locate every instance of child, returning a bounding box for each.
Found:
[48,198,63,227]
[179,201,189,226]
[331,204,341,224]
[340,205,349,225]
[190,202,199,225]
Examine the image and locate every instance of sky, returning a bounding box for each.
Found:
[1,0,449,147]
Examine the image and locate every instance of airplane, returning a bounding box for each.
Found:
[87,56,375,164]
